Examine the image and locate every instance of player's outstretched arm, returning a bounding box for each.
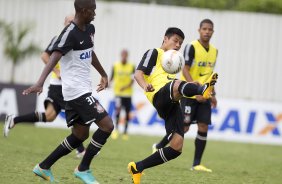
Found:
[134,70,154,92]
[91,51,108,92]
[23,51,62,95]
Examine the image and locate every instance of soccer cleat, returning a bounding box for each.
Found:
[128,162,142,184]
[111,130,119,140]
[3,115,15,137]
[76,150,86,159]
[152,143,158,154]
[202,73,218,99]
[191,165,212,172]
[33,164,55,182]
[74,167,100,184]
[122,134,129,141]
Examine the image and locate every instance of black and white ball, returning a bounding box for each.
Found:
[161,50,185,74]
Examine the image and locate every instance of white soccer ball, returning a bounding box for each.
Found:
[161,50,185,74]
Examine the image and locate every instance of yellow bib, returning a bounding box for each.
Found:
[113,62,135,97]
[51,63,60,79]
[181,40,217,98]
[144,48,175,103]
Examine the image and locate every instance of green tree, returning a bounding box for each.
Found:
[0,20,41,84]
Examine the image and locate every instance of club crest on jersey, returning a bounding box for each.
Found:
[80,51,92,60]
[95,102,105,113]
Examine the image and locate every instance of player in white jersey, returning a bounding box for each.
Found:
[3,15,86,158]
[23,1,113,183]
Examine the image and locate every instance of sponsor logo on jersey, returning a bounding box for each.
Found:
[80,51,92,60]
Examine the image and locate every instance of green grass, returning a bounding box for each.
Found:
[0,123,282,184]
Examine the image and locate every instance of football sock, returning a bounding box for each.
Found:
[136,147,181,172]
[76,143,85,153]
[39,134,82,169]
[123,111,130,134]
[78,128,111,171]
[156,134,170,149]
[193,131,207,166]
[115,112,120,129]
[14,112,46,124]
[178,81,206,97]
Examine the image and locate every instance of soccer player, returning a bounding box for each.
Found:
[128,27,218,183]
[23,0,113,183]
[152,19,218,173]
[110,49,135,140]
[3,14,86,158]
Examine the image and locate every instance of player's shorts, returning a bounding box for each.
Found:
[115,96,132,112]
[44,85,65,114]
[153,81,184,137]
[180,97,211,126]
[65,93,108,127]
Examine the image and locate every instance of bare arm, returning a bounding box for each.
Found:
[182,65,193,82]
[134,70,154,92]
[23,51,62,95]
[41,51,60,78]
[91,51,108,92]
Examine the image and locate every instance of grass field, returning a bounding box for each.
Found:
[0,123,282,184]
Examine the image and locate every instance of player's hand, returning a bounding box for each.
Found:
[22,84,43,95]
[97,76,108,92]
[195,95,207,103]
[143,83,154,92]
[210,96,217,108]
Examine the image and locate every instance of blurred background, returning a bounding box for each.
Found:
[0,0,282,145]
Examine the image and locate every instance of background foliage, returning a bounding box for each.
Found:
[102,0,282,14]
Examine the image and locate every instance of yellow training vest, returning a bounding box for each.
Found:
[113,62,135,97]
[144,48,175,103]
[181,40,217,98]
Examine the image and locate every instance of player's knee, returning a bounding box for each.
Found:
[184,125,190,133]
[198,123,208,132]
[99,116,114,133]
[45,111,57,121]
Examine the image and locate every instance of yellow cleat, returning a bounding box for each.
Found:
[111,130,119,140]
[202,73,218,99]
[122,134,129,141]
[128,162,142,184]
[191,165,212,172]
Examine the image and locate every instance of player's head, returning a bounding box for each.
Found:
[162,27,185,51]
[199,19,214,42]
[64,14,74,26]
[121,49,128,64]
[74,0,96,24]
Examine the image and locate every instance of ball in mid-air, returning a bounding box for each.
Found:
[161,50,184,74]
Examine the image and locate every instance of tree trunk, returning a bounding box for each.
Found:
[10,62,15,84]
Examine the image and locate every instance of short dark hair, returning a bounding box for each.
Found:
[165,27,185,40]
[200,19,214,28]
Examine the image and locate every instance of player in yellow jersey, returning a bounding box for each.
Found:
[128,27,218,183]
[153,19,217,173]
[3,15,86,158]
[110,49,135,140]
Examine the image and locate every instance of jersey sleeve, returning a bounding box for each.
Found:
[136,49,158,75]
[183,44,195,67]
[52,24,75,55]
[44,36,58,55]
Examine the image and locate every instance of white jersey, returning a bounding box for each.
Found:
[52,22,95,101]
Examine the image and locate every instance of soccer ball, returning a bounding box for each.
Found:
[161,50,184,74]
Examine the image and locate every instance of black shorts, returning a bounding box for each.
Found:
[153,81,184,137]
[65,93,108,127]
[44,85,65,114]
[180,97,211,126]
[115,96,132,112]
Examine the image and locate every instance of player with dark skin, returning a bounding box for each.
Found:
[23,0,113,183]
